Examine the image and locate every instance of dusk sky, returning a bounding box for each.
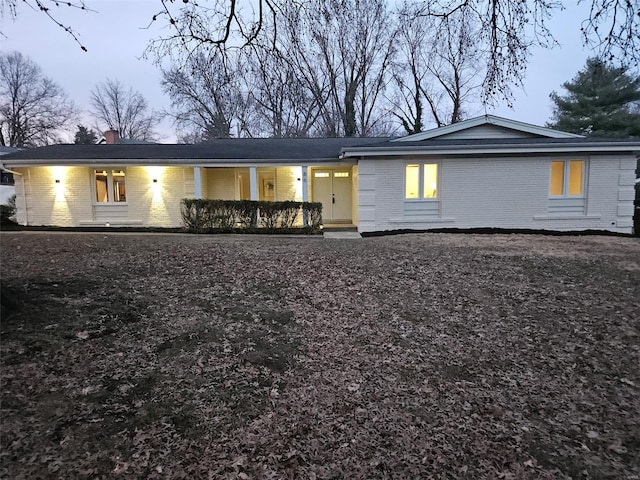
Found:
[1,1,597,143]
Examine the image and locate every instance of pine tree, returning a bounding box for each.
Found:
[549,58,640,138]
[74,125,98,144]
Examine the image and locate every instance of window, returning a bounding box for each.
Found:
[549,160,583,197]
[1,171,14,185]
[406,163,438,199]
[94,169,126,203]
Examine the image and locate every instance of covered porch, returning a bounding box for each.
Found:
[193,164,358,225]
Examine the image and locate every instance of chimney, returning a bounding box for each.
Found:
[104,129,120,144]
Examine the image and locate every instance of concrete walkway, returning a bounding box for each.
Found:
[323,231,362,239]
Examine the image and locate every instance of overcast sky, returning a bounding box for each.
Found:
[1,1,597,143]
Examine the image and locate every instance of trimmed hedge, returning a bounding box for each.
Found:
[181,199,323,233]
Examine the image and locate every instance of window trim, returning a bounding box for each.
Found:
[549,159,586,199]
[404,162,440,201]
[92,168,128,204]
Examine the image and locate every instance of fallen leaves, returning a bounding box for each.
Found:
[1,232,639,478]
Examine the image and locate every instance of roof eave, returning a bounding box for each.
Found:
[393,115,584,141]
[341,143,640,157]
[2,157,357,168]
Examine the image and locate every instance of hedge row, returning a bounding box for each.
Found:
[181,199,323,233]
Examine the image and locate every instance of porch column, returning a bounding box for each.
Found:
[301,165,309,202]
[193,167,202,198]
[302,165,309,226]
[249,166,258,200]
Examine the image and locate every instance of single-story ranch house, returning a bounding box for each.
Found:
[2,115,638,234]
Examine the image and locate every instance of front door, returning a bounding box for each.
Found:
[312,170,352,223]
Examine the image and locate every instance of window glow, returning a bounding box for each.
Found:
[568,161,583,195]
[95,169,127,203]
[405,164,420,199]
[406,164,438,199]
[113,170,126,202]
[549,161,565,196]
[95,170,109,202]
[423,164,438,198]
[550,160,583,196]
[314,172,330,178]
[334,172,349,178]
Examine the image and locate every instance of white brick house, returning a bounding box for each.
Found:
[2,115,639,234]
[343,116,639,234]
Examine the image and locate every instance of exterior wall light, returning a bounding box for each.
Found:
[55,179,61,183]
[153,178,158,183]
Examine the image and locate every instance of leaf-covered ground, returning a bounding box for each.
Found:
[1,232,639,479]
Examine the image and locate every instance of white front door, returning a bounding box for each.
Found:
[312,170,352,223]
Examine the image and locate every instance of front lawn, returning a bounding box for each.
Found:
[1,232,639,479]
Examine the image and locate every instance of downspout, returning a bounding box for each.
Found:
[0,164,27,226]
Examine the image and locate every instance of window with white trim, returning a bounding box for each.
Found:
[94,169,126,203]
[549,160,584,197]
[405,163,438,199]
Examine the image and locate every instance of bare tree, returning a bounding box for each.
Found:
[0,51,76,147]
[275,0,396,137]
[90,78,158,140]
[0,0,93,50]
[144,0,638,102]
[243,44,321,138]
[161,52,243,139]
[3,0,638,83]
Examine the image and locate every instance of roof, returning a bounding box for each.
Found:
[1,137,390,167]
[0,146,19,156]
[341,136,640,157]
[392,114,583,141]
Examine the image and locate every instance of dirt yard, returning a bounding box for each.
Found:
[1,232,639,479]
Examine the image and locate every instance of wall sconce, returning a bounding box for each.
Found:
[55,179,61,184]
[152,178,158,183]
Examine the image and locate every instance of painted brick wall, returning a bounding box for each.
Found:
[14,166,190,227]
[206,168,236,199]
[14,166,93,226]
[351,165,359,225]
[358,154,636,234]
[274,166,301,201]
[126,166,189,227]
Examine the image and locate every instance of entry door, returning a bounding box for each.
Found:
[312,170,352,222]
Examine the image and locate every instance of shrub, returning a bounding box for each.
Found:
[304,202,323,230]
[181,199,322,233]
[0,195,17,225]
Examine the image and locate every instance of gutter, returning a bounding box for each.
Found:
[341,142,640,158]
[1,157,359,168]
[1,164,27,226]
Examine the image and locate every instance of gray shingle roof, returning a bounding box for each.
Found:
[1,138,390,162]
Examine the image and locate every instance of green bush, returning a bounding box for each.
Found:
[181,199,322,233]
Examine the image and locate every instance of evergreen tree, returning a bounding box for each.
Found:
[73,125,98,144]
[549,58,640,137]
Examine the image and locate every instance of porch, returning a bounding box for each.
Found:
[193,165,358,225]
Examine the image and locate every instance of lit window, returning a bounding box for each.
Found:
[423,164,438,198]
[406,163,438,200]
[550,160,583,197]
[334,172,349,178]
[405,164,420,199]
[314,172,330,178]
[94,169,127,203]
[113,170,126,202]
[95,170,109,202]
